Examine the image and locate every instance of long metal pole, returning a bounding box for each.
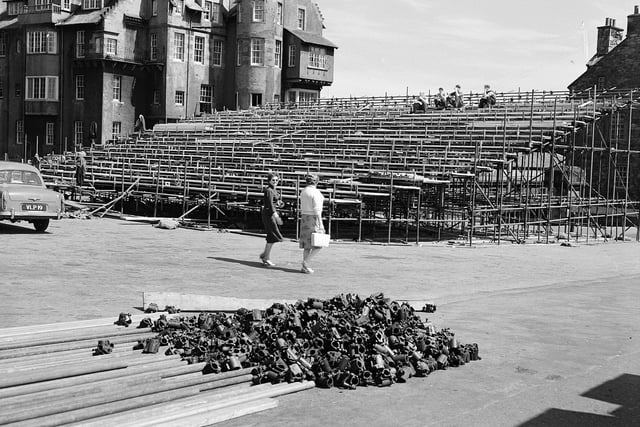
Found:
[546,98,557,243]
[208,156,212,228]
[625,91,633,238]
[586,86,597,243]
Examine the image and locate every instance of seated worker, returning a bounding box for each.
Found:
[447,85,464,109]
[411,92,428,113]
[434,88,447,110]
[479,84,497,108]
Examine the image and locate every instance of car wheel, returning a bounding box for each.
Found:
[33,219,50,232]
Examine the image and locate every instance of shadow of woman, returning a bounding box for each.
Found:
[208,257,301,274]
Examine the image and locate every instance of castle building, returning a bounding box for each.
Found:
[0,0,336,159]
[569,6,640,93]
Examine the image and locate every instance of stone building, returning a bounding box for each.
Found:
[569,6,640,93]
[0,0,336,159]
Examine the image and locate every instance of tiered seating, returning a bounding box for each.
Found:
[41,91,632,242]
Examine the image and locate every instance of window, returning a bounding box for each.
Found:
[253,0,264,22]
[15,83,21,98]
[76,31,85,58]
[152,0,158,16]
[16,121,24,145]
[275,40,282,68]
[0,81,3,99]
[26,76,58,101]
[277,2,283,25]
[74,121,84,145]
[274,94,280,104]
[194,36,204,63]
[299,91,317,103]
[211,2,219,22]
[27,31,57,54]
[153,89,160,104]
[250,38,264,66]
[8,2,23,15]
[597,76,606,89]
[297,8,306,30]
[0,33,6,57]
[105,38,117,56]
[203,1,212,20]
[62,0,71,10]
[212,39,223,66]
[112,75,121,101]
[200,84,212,113]
[308,47,327,69]
[75,75,84,100]
[175,90,184,105]
[237,3,242,23]
[83,0,102,9]
[288,45,296,67]
[251,93,262,107]
[111,121,121,140]
[46,123,54,146]
[236,40,242,66]
[34,0,49,11]
[174,33,184,61]
[150,33,158,60]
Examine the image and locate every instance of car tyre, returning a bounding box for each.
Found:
[33,219,50,232]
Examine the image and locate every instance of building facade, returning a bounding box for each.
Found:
[569,6,640,93]
[0,0,336,159]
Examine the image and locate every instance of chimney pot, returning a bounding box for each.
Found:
[613,19,616,27]
[635,5,639,14]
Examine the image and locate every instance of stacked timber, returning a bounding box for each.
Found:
[0,314,312,426]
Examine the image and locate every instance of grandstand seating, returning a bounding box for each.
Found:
[40,90,638,243]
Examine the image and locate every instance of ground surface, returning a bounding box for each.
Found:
[1,218,639,426]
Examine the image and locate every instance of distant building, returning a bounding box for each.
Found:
[569,6,640,93]
[0,0,336,159]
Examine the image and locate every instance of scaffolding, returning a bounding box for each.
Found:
[40,90,640,244]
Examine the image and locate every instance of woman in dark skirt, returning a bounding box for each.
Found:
[260,173,284,267]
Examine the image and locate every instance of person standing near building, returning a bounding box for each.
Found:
[260,172,284,267]
[298,174,325,274]
[75,151,86,187]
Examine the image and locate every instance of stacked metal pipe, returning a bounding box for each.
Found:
[148,293,480,389]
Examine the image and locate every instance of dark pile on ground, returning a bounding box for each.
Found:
[136,293,480,389]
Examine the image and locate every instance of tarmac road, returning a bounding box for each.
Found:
[0,218,639,426]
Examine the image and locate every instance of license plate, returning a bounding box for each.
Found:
[22,203,46,212]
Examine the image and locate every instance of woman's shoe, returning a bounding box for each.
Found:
[301,265,314,274]
[260,255,275,267]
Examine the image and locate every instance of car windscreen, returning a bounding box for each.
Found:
[0,170,43,186]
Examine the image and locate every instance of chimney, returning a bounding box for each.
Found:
[597,17,623,56]
[628,5,640,37]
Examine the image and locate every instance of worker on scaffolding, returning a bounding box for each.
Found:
[479,84,497,108]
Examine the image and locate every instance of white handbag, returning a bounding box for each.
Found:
[311,232,330,247]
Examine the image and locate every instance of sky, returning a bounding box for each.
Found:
[318,1,637,97]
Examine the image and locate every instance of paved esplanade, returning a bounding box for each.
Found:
[1,219,638,426]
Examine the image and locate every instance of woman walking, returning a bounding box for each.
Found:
[260,173,284,267]
[299,174,325,274]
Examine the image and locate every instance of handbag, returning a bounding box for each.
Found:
[311,232,330,247]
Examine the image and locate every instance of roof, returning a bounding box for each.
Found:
[285,28,338,49]
[0,18,18,30]
[568,37,628,89]
[0,161,38,172]
[56,10,103,26]
[185,0,203,12]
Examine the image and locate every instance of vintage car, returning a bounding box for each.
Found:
[0,161,64,232]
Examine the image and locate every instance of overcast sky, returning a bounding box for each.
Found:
[318,1,636,97]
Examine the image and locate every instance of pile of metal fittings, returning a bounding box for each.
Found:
[140,293,480,389]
